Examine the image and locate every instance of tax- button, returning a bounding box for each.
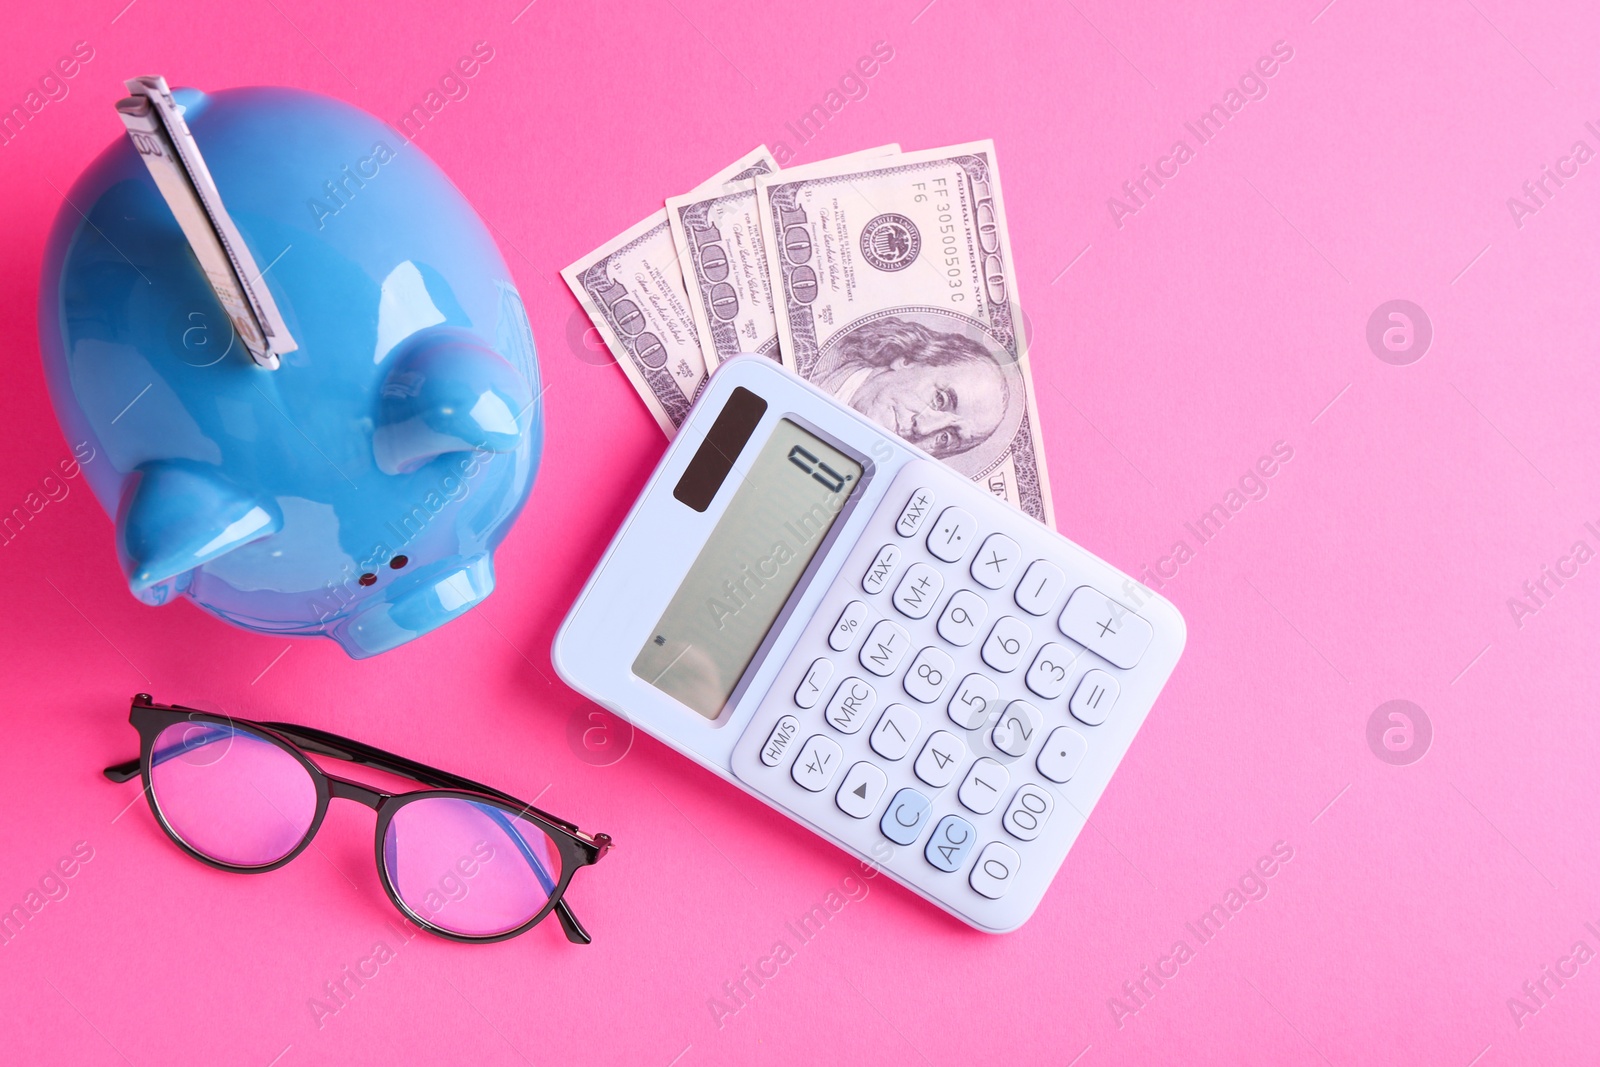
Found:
[880,787,932,845]
[835,762,888,819]
[791,735,843,792]
[1058,586,1153,669]
[925,815,977,873]
[927,507,976,563]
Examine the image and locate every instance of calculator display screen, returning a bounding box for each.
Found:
[634,420,862,719]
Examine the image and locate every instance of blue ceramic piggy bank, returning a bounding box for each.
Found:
[38,86,541,658]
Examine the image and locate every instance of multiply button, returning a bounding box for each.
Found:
[791,735,843,792]
[881,787,932,846]
[861,544,902,595]
[836,762,889,819]
[1058,586,1153,669]
[927,507,976,563]
[897,488,936,537]
[971,533,1020,590]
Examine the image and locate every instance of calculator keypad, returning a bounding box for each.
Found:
[734,460,1175,931]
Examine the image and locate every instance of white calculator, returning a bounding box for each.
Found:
[554,356,1185,932]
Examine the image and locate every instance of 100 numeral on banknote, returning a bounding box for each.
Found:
[758,140,1055,523]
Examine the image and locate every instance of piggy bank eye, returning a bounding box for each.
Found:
[358,573,377,587]
[389,555,408,569]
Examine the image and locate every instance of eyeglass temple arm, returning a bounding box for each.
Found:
[104,757,141,783]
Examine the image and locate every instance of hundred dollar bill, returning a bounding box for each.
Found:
[756,140,1055,524]
[116,75,297,370]
[562,146,778,436]
[667,144,900,370]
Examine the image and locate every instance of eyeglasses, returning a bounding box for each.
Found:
[104,694,612,944]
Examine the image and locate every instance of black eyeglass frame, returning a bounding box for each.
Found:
[104,693,612,945]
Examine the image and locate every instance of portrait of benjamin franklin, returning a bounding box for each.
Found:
[813,313,1024,469]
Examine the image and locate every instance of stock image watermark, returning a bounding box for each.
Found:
[395,41,496,142]
[1506,922,1600,1032]
[706,862,878,1030]
[0,40,95,148]
[0,840,95,949]
[1108,40,1295,229]
[1366,299,1431,366]
[770,40,896,165]
[1506,524,1599,631]
[0,442,97,549]
[1108,840,1295,1029]
[1365,700,1431,766]
[566,702,634,766]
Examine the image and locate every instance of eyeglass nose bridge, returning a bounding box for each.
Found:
[326,775,390,809]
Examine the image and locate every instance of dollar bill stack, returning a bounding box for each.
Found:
[563,140,1054,525]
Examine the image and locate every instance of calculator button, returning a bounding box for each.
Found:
[970,842,1021,899]
[791,735,844,792]
[1070,670,1120,726]
[981,616,1031,673]
[761,715,801,767]
[991,700,1042,758]
[892,563,944,619]
[927,507,976,562]
[1002,785,1055,842]
[823,677,877,734]
[794,658,834,709]
[1015,560,1067,616]
[1037,727,1089,783]
[836,762,889,819]
[869,703,921,761]
[902,646,955,704]
[947,673,1000,730]
[896,488,936,537]
[1058,586,1153,669]
[1024,642,1081,701]
[830,601,870,652]
[971,533,1020,590]
[881,787,932,845]
[859,620,910,676]
[914,730,966,788]
[957,758,1010,815]
[925,815,978,872]
[861,544,902,596]
[936,589,987,646]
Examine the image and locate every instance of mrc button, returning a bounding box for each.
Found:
[1058,586,1152,669]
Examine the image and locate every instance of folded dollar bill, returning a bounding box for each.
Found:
[561,146,777,436]
[755,140,1055,524]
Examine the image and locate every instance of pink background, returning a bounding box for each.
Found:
[4,0,1599,1063]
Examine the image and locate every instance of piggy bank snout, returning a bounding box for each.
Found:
[373,330,534,476]
[331,553,495,658]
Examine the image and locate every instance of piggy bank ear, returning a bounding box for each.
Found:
[373,330,534,476]
[117,461,283,604]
